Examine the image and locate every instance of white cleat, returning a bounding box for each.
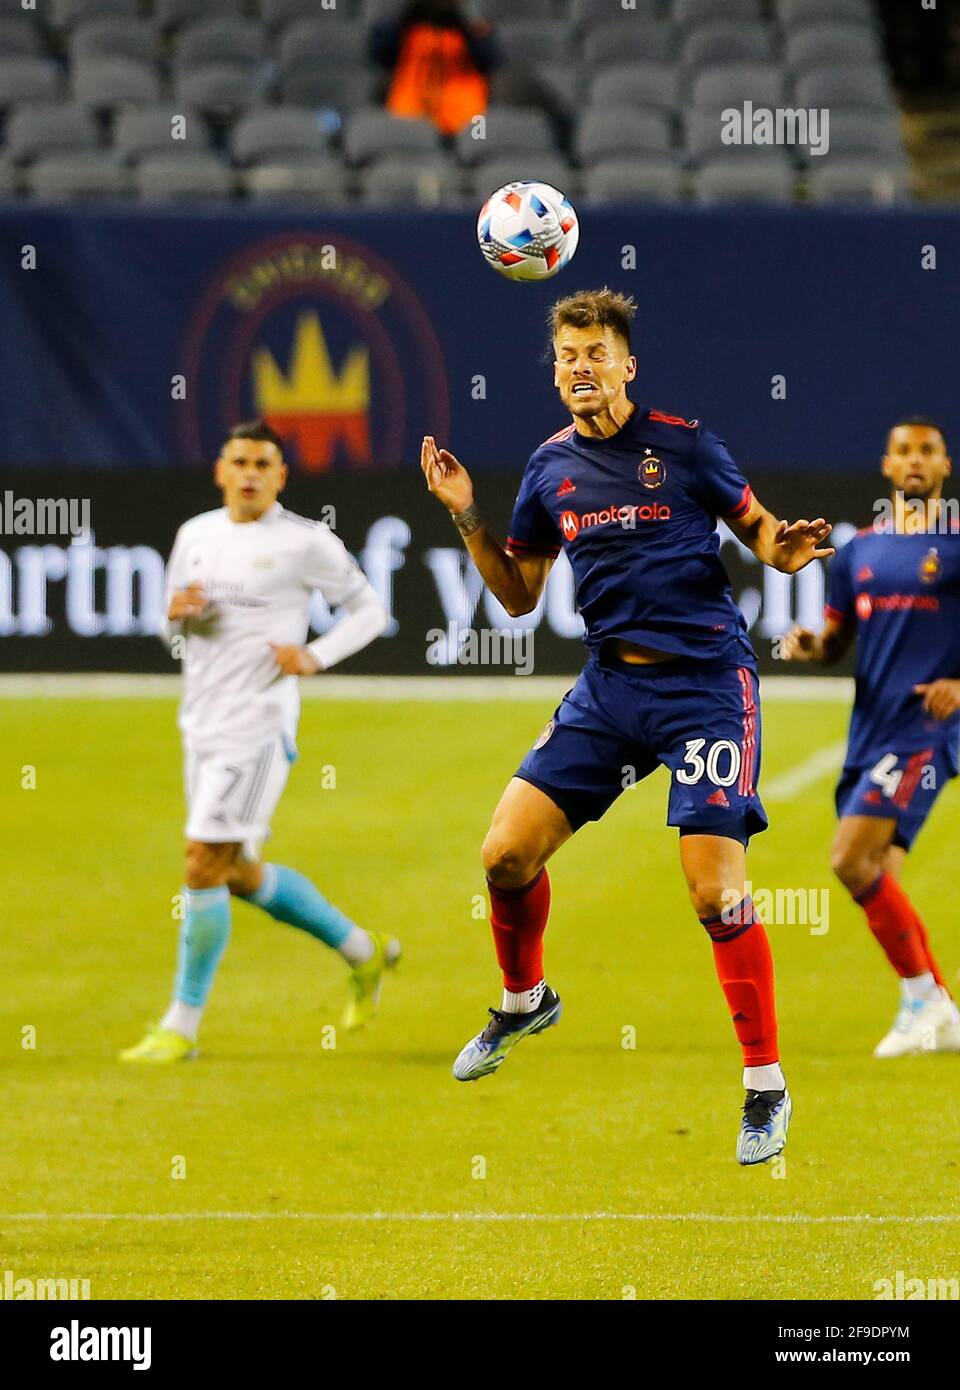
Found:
[873,986,957,1058]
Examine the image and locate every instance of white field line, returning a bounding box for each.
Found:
[0,1211,956,1225]
[763,741,847,802]
[0,674,854,702]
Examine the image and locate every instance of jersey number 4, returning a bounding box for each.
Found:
[676,738,742,787]
[868,753,903,799]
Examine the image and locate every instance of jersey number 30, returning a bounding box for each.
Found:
[676,738,742,787]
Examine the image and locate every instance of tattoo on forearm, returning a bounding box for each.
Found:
[451,503,483,539]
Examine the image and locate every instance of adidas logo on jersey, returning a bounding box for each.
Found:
[557,478,576,497]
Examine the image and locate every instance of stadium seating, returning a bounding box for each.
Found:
[0,0,916,208]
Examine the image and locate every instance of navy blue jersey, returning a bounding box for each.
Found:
[506,403,756,666]
[825,526,960,767]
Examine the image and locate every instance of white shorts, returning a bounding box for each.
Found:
[184,734,295,861]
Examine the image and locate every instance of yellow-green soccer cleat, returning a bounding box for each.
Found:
[118,1025,198,1064]
[341,934,401,1032]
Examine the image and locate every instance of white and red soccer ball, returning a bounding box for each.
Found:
[477,180,580,282]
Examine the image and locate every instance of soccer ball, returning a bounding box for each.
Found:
[477,181,580,282]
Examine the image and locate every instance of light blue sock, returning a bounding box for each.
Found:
[245,863,355,951]
[174,886,232,1007]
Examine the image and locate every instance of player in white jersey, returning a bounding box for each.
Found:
[121,421,398,1063]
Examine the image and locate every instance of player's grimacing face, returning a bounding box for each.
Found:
[215,439,287,519]
[881,425,951,500]
[553,325,636,418]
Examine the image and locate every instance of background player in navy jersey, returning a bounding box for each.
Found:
[421,289,833,1165]
[784,417,960,1057]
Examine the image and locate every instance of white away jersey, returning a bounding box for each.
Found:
[164,503,370,750]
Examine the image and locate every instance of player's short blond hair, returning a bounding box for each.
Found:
[549,288,637,350]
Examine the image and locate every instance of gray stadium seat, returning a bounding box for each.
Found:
[53,0,139,25]
[455,107,553,166]
[802,110,905,164]
[231,108,332,165]
[72,57,163,106]
[572,0,661,23]
[343,108,441,165]
[70,18,157,62]
[112,104,210,161]
[575,107,672,164]
[0,155,20,196]
[691,63,788,111]
[674,0,761,24]
[491,61,585,118]
[359,156,464,208]
[476,0,556,19]
[784,23,879,72]
[806,159,910,204]
[278,64,375,110]
[135,151,235,200]
[174,64,271,112]
[682,21,775,73]
[0,57,63,106]
[5,101,99,162]
[0,16,43,56]
[777,0,875,29]
[276,19,367,68]
[583,20,675,69]
[471,156,577,200]
[795,65,894,112]
[588,62,679,114]
[694,152,795,203]
[582,154,683,204]
[176,19,266,70]
[242,157,352,204]
[155,0,247,26]
[497,20,570,66]
[28,151,130,200]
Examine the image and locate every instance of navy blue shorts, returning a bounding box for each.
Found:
[835,743,955,850]
[515,650,767,843]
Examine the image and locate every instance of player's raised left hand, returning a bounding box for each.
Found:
[771,518,835,574]
[270,643,321,676]
[913,679,960,721]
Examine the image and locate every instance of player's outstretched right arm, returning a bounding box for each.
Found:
[420,435,551,618]
[781,615,852,665]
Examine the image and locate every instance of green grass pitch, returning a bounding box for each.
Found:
[2,692,959,1300]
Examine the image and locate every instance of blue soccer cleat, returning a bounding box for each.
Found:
[452,986,562,1081]
[736,1088,792,1166]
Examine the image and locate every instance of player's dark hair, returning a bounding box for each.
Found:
[225,419,285,455]
[887,416,948,451]
[549,288,637,350]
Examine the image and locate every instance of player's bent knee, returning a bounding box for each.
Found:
[481,832,540,889]
[687,879,732,920]
[184,841,232,891]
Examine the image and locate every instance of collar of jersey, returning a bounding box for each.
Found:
[222,501,282,526]
[567,401,645,449]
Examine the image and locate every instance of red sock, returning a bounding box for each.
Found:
[907,906,946,990]
[855,873,931,979]
[488,869,550,992]
[700,896,779,1067]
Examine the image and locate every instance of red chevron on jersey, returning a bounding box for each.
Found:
[540,423,576,447]
[648,409,699,428]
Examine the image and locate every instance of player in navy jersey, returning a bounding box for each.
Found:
[784,417,960,1057]
[421,289,833,1164]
